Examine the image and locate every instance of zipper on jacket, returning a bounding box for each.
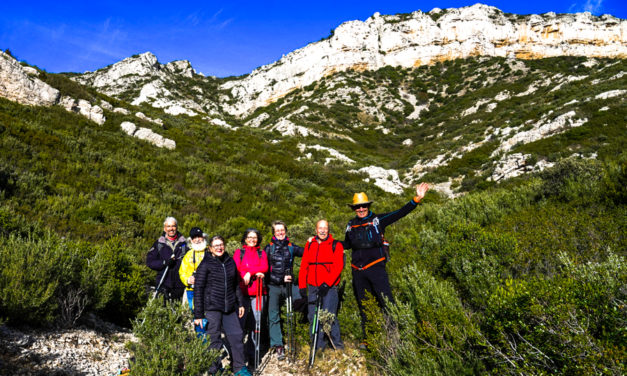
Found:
[222,262,228,311]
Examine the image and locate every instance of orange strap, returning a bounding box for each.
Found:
[351,222,373,229]
[351,257,386,271]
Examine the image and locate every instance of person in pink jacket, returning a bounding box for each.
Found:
[233,228,268,370]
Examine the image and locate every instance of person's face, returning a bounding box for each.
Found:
[273,225,286,241]
[354,204,370,219]
[191,236,204,244]
[164,221,177,237]
[210,239,225,257]
[245,232,258,247]
[316,221,329,241]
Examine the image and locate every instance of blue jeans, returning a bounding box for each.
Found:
[186,290,207,339]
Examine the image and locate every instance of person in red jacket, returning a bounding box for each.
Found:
[299,220,344,350]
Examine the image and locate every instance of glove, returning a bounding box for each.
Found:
[318,283,330,298]
[165,256,176,267]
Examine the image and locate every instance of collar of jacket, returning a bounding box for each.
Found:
[271,236,290,246]
[158,232,186,244]
[242,245,260,253]
[354,211,374,222]
[315,234,335,244]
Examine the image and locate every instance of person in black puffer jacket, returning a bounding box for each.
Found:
[264,220,304,360]
[193,235,251,376]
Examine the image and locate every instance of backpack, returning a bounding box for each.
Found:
[346,217,390,260]
[270,242,294,266]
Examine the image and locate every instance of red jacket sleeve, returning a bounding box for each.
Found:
[329,241,344,286]
[298,242,311,289]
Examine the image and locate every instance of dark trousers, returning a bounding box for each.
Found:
[352,264,394,338]
[268,283,301,347]
[205,310,246,374]
[307,285,343,350]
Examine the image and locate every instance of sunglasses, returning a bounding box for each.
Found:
[353,204,370,210]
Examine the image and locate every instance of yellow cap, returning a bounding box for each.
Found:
[348,192,373,208]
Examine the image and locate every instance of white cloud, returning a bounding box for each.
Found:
[570,0,604,14]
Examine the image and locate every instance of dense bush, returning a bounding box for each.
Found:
[128,298,217,375]
[0,232,150,327]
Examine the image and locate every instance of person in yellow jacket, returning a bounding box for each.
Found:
[180,227,208,337]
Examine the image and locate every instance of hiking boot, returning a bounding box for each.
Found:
[234,366,252,376]
[358,341,369,351]
[275,345,285,360]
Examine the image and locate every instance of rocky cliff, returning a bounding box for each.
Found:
[0,50,60,106]
[221,4,626,116]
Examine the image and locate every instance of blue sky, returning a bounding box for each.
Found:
[1,1,625,77]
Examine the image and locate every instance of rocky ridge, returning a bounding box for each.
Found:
[71,52,220,117]
[221,3,626,116]
[0,50,177,149]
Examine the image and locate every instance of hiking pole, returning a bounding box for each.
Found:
[286,274,294,362]
[308,292,322,369]
[152,264,169,300]
[254,280,262,371]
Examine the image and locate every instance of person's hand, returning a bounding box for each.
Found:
[318,283,330,297]
[238,306,245,318]
[415,182,430,202]
[187,276,195,285]
[284,275,292,283]
[166,255,176,267]
[255,272,265,279]
[193,319,204,328]
[243,272,251,285]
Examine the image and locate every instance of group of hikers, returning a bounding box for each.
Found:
[146,183,429,375]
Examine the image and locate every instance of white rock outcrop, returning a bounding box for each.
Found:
[58,97,106,125]
[493,110,587,155]
[0,51,108,125]
[221,4,627,116]
[354,166,407,194]
[120,121,175,149]
[298,143,355,164]
[0,51,59,106]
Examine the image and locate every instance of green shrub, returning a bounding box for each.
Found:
[82,238,150,325]
[128,298,217,375]
[481,253,626,375]
[366,265,481,375]
[0,233,83,326]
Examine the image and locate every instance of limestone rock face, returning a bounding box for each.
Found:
[220,4,627,116]
[120,121,176,149]
[72,52,207,116]
[0,51,59,106]
[356,166,407,194]
[73,52,162,96]
[165,60,196,78]
[58,96,106,125]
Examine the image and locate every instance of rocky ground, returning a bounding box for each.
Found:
[0,320,369,376]
[0,317,133,376]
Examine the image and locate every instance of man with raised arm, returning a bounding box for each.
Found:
[344,183,429,348]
